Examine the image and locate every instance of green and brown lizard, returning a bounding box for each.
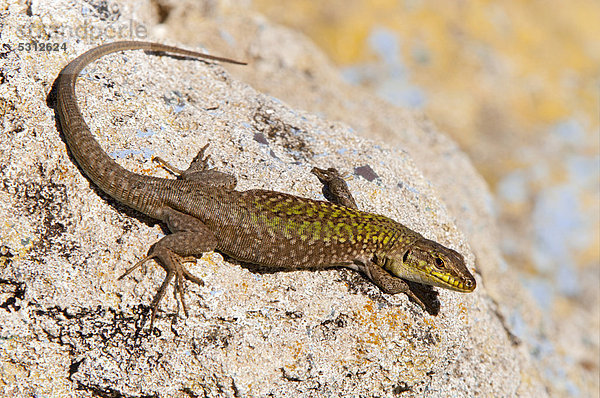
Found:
[51,41,476,327]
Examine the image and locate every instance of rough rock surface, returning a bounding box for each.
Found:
[1,1,549,397]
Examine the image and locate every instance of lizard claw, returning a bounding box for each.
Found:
[402,289,427,310]
[152,156,184,176]
[190,143,211,168]
[181,143,211,176]
[311,167,350,182]
[118,254,156,280]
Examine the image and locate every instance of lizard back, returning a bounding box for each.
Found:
[177,188,420,269]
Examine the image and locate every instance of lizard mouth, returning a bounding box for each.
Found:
[430,271,471,291]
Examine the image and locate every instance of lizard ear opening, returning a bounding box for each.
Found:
[402,250,410,263]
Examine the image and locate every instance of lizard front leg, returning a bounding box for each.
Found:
[120,207,217,329]
[313,167,430,310]
[311,167,358,209]
[357,258,427,309]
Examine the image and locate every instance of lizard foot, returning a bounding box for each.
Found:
[119,246,204,330]
[185,143,211,173]
[153,144,236,188]
[361,258,428,310]
[153,143,211,176]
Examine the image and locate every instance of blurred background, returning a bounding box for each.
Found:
[251,0,599,312]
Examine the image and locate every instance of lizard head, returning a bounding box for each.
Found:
[384,237,476,292]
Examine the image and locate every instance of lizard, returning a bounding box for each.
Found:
[51,41,476,328]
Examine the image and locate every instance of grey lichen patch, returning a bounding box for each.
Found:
[0,173,77,261]
[311,313,351,340]
[191,320,238,350]
[251,102,312,161]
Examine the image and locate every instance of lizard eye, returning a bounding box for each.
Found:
[435,257,445,268]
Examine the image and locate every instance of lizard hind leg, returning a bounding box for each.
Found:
[146,243,199,329]
[119,240,207,330]
[121,208,219,330]
[154,143,237,189]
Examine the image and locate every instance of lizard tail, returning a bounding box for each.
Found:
[53,41,245,218]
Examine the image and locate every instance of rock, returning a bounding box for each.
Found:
[0,1,549,397]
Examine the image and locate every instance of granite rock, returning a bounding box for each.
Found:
[0,1,549,396]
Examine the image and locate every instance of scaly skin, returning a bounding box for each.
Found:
[50,41,476,328]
